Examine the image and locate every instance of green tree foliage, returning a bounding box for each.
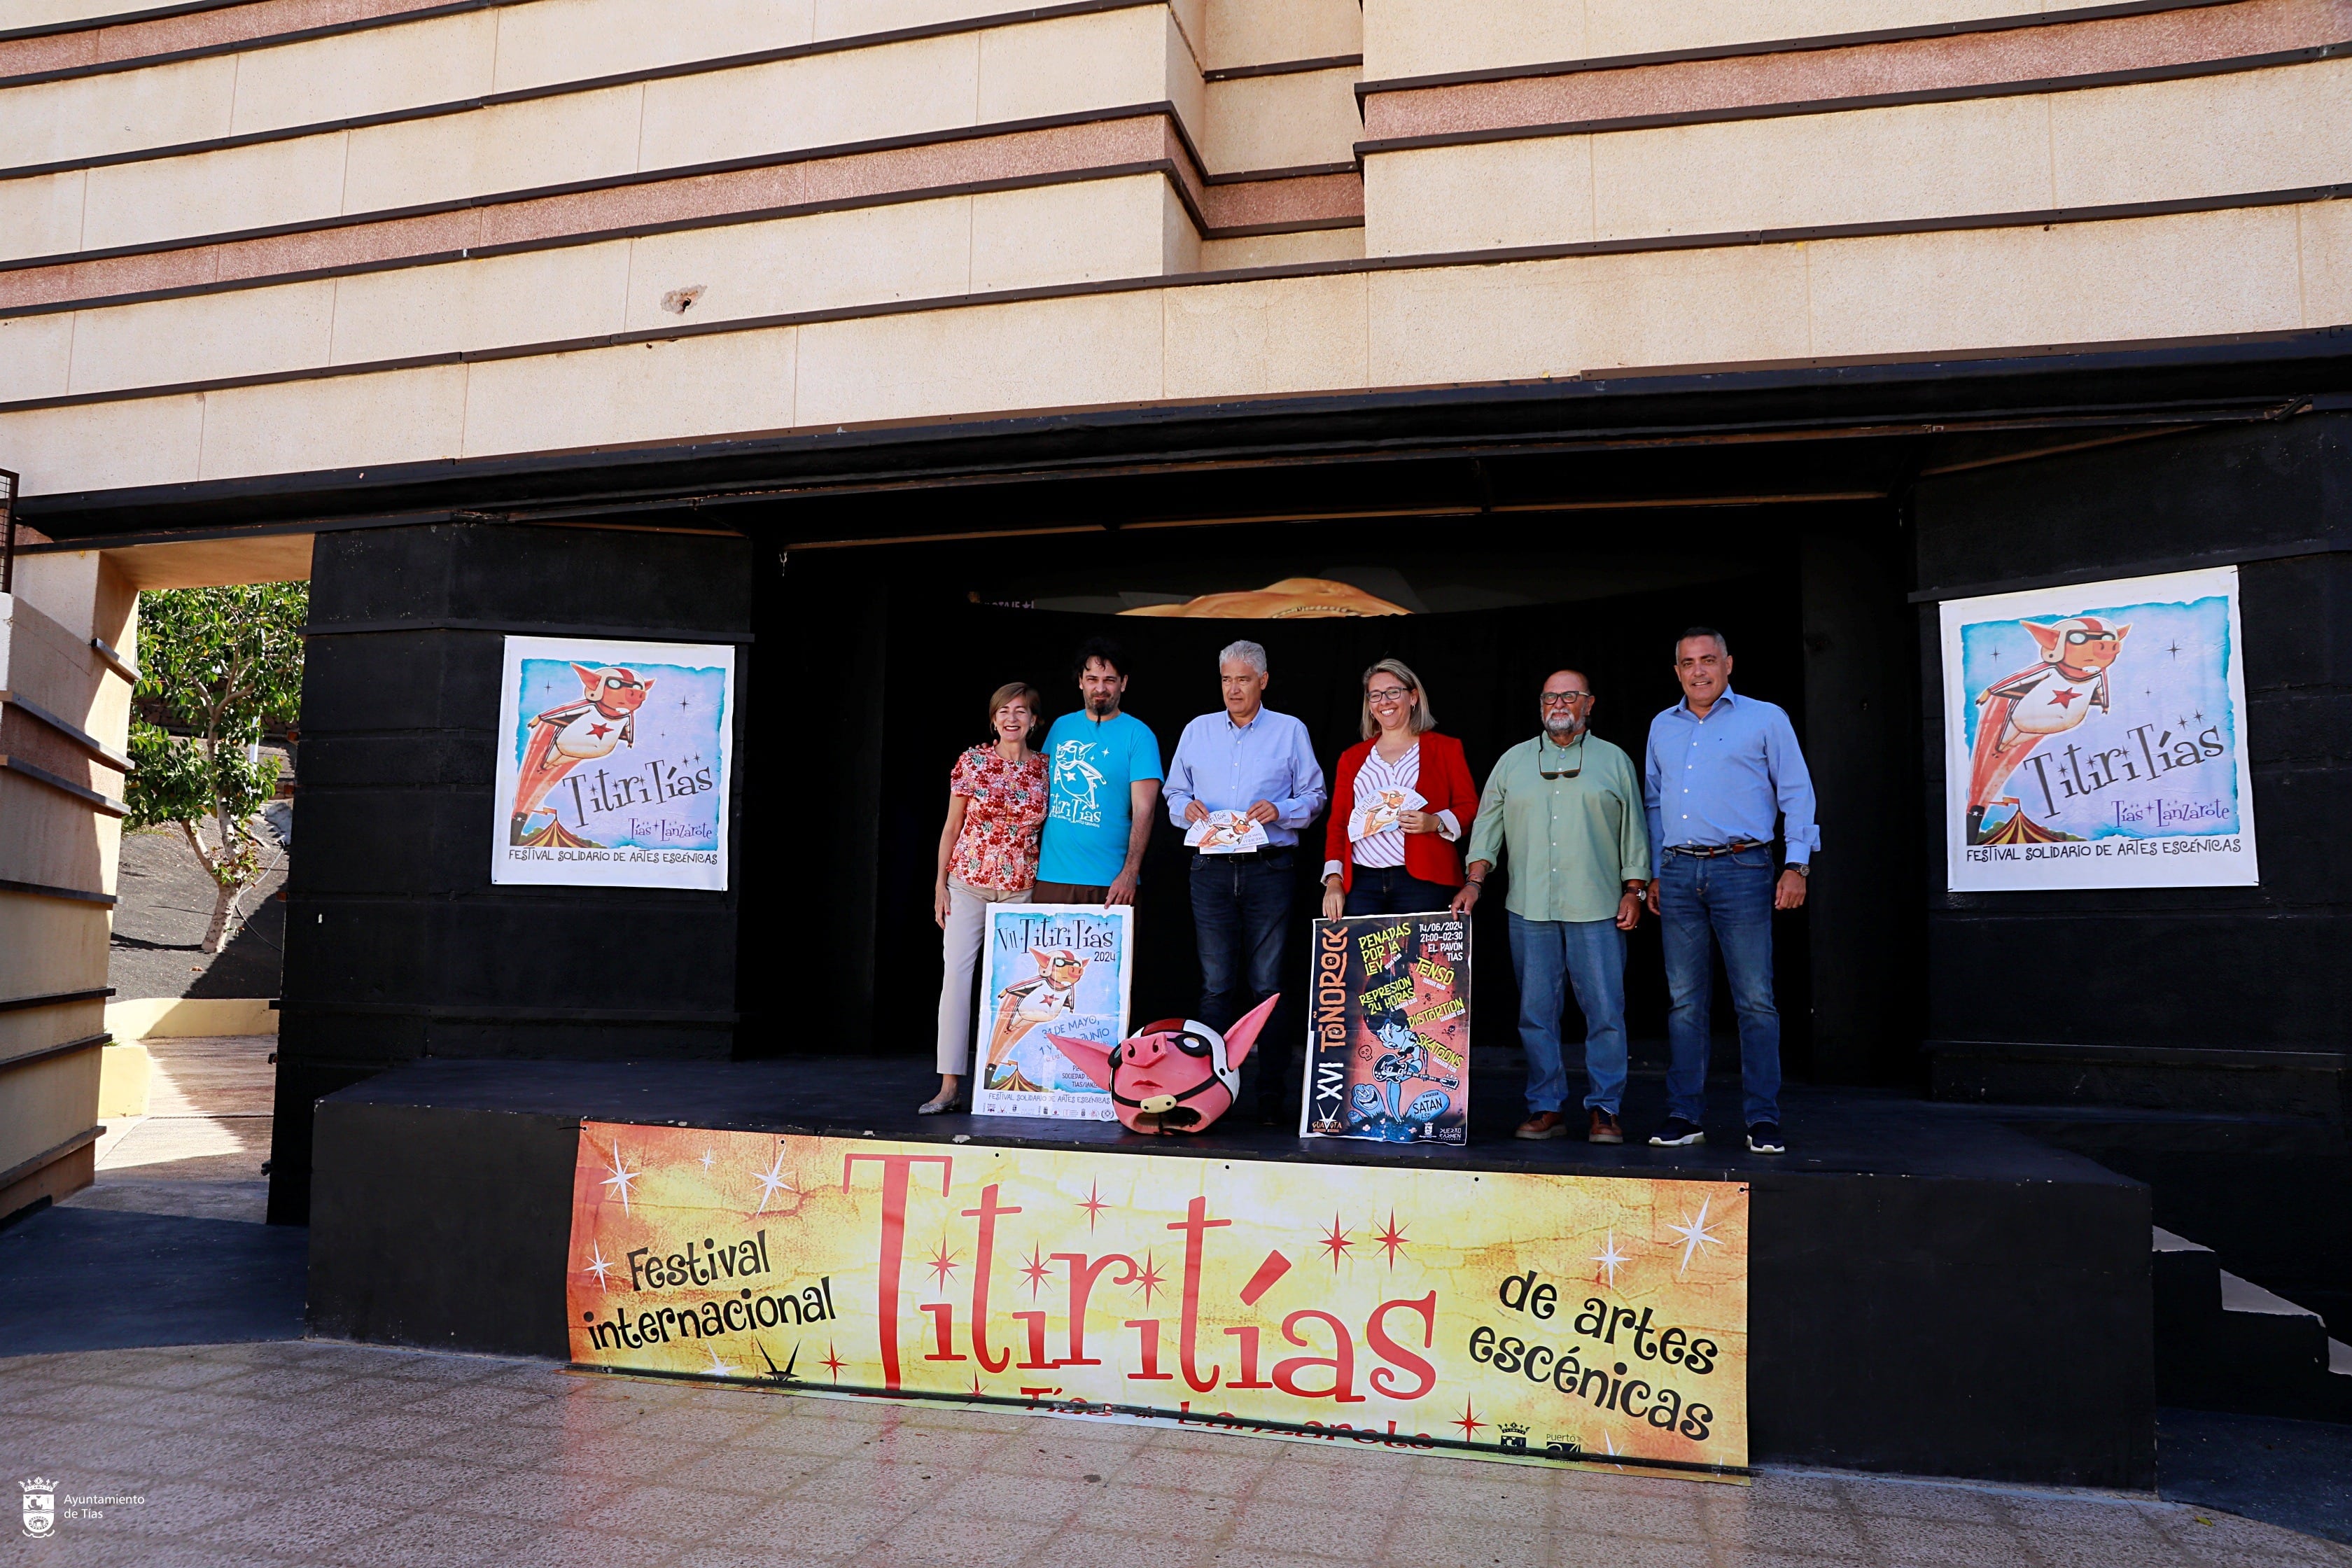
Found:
[122,582,307,953]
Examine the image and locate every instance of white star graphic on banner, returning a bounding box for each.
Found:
[1667,1200,1722,1275]
[702,1345,731,1378]
[601,1140,640,1214]
[582,1243,614,1289]
[1590,1232,1628,1288]
[701,1148,716,1175]
[752,1147,794,1214]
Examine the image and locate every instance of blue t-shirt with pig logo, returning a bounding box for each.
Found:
[1038,710,1163,887]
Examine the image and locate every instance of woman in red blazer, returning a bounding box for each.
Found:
[1321,658,1479,916]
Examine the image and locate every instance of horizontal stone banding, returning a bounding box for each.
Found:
[0,115,1364,316]
[0,0,462,80]
[1359,0,2349,147]
[0,182,2333,421]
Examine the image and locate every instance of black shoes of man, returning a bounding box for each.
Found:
[1646,1116,1787,1155]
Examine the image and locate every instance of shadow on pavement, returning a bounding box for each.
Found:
[2159,1406,2352,1546]
[0,1205,306,1355]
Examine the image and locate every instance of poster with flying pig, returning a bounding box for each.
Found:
[972,903,1133,1120]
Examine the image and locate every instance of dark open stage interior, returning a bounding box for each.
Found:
[307,1052,2155,1490]
[764,504,1909,1096]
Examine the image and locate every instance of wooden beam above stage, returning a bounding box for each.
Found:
[96,530,314,590]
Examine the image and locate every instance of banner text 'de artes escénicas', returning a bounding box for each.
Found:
[566,1124,1749,1479]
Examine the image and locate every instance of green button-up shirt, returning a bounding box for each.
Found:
[1464,733,1651,924]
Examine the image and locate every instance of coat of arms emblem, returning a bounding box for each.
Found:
[21,1478,55,1538]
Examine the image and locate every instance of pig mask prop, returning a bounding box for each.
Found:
[1045,994,1278,1135]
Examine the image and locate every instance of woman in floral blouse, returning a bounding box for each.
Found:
[925,680,1048,1113]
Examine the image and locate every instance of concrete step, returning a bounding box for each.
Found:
[2154,1225,2352,1422]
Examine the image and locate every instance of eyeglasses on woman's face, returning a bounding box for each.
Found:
[1366,685,1413,704]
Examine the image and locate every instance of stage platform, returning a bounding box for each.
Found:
[307,1056,2155,1488]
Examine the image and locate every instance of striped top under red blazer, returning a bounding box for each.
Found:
[1321,731,1479,892]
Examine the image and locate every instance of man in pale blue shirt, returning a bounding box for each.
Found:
[1166,639,1326,1118]
[1642,627,1819,1156]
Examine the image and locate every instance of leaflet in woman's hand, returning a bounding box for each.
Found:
[1350,785,1424,842]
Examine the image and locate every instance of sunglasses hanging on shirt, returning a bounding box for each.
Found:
[1538,734,1587,780]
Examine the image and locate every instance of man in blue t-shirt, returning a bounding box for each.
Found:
[1035,638,1163,906]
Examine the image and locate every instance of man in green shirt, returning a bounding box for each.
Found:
[1452,670,1651,1143]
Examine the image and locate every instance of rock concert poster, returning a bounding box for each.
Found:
[1940,566,2258,891]
[1301,912,1471,1144]
[491,636,736,890]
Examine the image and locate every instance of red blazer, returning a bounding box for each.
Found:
[1323,731,1479,891]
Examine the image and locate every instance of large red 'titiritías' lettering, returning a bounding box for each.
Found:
[1365,1292,1438,1399]
[1051,1252,1138,1366]
[961,1183,1023,1373]
[843,1152,953,1390]
[1273,1309,1367,1403]
[1168,1196,1231,1392]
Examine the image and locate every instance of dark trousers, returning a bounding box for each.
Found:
[1190,848,1295,1116]
[1658,846,1781,1126]
[1342,864,1457,916]
[1030,881,1111,905]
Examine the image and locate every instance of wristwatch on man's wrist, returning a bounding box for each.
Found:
[1790,863,1810,877]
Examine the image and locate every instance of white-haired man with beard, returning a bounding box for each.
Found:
[1454,669,1650,1145]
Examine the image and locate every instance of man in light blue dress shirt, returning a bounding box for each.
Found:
[1166,640,1327,1119]
[1642,627,1819,1156]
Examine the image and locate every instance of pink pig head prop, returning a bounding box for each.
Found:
[1046,994,1279,1135]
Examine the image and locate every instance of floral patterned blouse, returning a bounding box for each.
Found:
[948,746,1048,892]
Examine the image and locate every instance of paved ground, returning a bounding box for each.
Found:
[2158,1408,2352,1548]
[69,1034,274,1223]
[4,1339,2347,1568]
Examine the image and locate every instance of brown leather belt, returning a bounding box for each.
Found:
[1665,840,1763,859]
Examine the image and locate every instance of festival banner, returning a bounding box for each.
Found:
[566,1124,1748,1478]
[1940,566,2258,890]
[1301,912,1471,1144]
[972,904,1133,1121]
[491,636,736,889]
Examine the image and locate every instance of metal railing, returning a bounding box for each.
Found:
[0,468,18,596]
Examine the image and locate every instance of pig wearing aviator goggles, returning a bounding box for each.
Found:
[1045,993,1278,1135]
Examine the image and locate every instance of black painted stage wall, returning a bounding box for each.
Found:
[1914,416,2349,1072]
[1912,414,2352,1334]
[268,522,753,1224]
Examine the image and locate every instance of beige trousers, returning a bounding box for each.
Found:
[936,878,1032,1074]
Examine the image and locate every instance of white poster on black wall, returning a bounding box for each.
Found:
[1940,565,2257,890]
[491,636,735,889]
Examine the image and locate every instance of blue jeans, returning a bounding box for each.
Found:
[1191,850,1294,1034]
[1658,846,1781,1126]
[1343,865,1457,916]
[1506,911,1628,1116]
